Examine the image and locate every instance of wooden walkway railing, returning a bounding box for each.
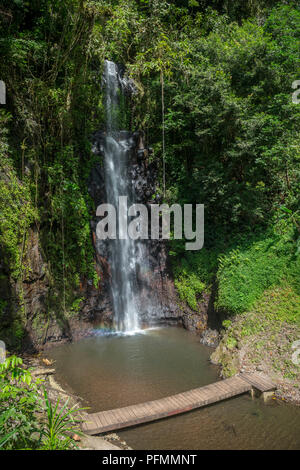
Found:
[82,372,276,435]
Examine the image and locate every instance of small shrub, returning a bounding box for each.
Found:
[175,274,205,310]
[216,225,300,314]
[222,319,232,329]
[40,389,85,450]
[0,356,42,450]
[226,337,238,350]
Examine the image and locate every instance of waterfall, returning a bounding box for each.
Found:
[101,60,141,333]
[90,61,174,332]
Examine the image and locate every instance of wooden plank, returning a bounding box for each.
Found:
[106,409,119,424]
[167,396,182,409]
[142,402,156,417]
[239,373,276,392]
[99,411,112,427]
[172,394,190,409]
[83,415,101,433]
[81,374,275,435]
[146,401,163,415]
[211,382,228,395]
[124,405,139,421]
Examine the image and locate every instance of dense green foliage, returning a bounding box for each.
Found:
[173,216,300,317]
[0,355,41,449]
[0,111,37,280]
[0,0,299,339]
[0,1,104,343]
[216,225,299,315]
[212,283,300,378]
[0,355,82,450]
[41,389,84,450]
[0,0,299,451]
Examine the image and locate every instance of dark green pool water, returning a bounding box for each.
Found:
[47,326,300,450]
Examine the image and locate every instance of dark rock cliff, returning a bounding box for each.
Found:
[87,130,185,329]
[1,131,209,352]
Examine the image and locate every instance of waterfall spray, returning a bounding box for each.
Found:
[101,60,141,333]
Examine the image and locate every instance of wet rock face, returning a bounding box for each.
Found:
[87,130,184,327]
[102,63,137,98]
[200,328,220,348]
[16,228,106,351]
[22,228,48,315]
[13,129,208,351]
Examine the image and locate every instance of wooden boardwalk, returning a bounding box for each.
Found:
[82,373,276,435]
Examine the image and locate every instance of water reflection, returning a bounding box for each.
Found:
[47,327,300,450]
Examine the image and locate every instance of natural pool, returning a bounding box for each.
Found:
[47,326,300,450]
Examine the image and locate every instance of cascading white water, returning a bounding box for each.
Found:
[102,60,140,333]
